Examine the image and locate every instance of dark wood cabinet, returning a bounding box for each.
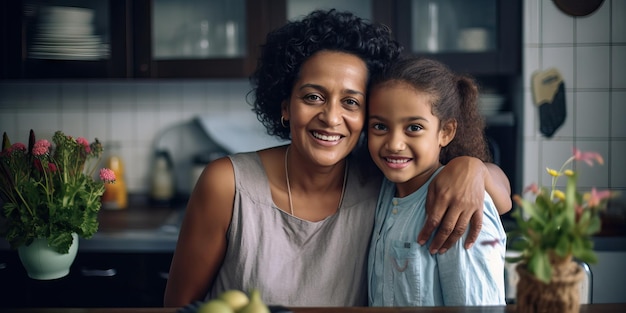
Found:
[374,0,522,76]
[0,0,286,79]
[1,0,520,79]
[0,250,172,308]
[0,0,131,79]
[132,0,285,78]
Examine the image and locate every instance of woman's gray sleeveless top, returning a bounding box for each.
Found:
[207,152,379,306]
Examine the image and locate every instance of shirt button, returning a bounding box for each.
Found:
[392,199,398,206]
[392,209,398,214]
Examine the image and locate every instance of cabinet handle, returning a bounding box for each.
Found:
[158,271,169,280]
[0,262,6,270]
[81,267,117,277]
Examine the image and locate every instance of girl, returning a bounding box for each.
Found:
[367,57,506,306]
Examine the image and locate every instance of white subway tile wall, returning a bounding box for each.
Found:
[0,79,252,194]
[522,0,625,200]
[522,2,626,302]
[0,0,624,199]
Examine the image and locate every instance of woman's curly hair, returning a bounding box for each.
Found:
[248,9,402,140]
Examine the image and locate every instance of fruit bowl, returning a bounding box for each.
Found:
[176,301,293,313]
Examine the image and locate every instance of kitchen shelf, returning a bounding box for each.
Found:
[484,112,515,127]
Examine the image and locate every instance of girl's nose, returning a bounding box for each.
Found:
[386,131,406,153]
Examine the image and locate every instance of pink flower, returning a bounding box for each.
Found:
[48,163,57,172]
[11,143,26,152]
[573,148,604,166]
[32,139,51,156]
[76,137,91,153]
[523,183,540,195]
[99,168,116,183]
[586,188,612,208]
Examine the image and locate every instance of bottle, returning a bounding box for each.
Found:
[101,142,128,209]
[150,150,175,206]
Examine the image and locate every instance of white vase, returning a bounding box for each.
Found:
[17,233,79,280]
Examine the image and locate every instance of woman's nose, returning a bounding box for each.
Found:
[319,103,342,126]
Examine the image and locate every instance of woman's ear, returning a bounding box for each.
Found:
[439,119,457,147]
[281,100,289,119]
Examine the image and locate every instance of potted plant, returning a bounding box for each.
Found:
[0,129,116,280]
[507,148,614,313]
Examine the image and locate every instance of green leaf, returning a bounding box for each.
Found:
[564,174,577,224]
[529,250,552,284]
[2,132,10,151]
[586,216,601,235]
[48,232,74,254]
[519,197,547,226]
[555,234,571,257]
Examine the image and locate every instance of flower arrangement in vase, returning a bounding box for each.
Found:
[507,148,615,313]
[0,130,116,255]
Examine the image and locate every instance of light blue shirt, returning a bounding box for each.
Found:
[368,167,506,306]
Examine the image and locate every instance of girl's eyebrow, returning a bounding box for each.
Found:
[369,115,430,123]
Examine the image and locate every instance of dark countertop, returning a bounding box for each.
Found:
[0,198,186,253]
[78,206,184,253]
[1,198,625,253]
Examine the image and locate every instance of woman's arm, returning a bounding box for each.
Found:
[437,200,507,306]
[418,156,511,254]
[163,157,235,307]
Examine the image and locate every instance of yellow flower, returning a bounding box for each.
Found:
[553,190,566,201]
[510,148,614,284]
[546,167,560,177]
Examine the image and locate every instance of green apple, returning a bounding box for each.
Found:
[218,289,249,311]
[197,299,234,313]
[238,289,269,313]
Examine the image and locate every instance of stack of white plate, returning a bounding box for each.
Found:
[29,6,108,60]
[478,94,505,116]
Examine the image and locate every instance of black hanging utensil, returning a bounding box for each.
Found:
[532,68,566,138]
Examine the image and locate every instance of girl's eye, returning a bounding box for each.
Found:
[371,123,387,131]
[407,124,422,132]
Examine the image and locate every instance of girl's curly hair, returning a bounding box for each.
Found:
[370,57,492,164]
[248,9,402,140]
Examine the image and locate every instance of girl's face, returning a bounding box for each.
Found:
[283,50,368,167]
[367,81,455,197]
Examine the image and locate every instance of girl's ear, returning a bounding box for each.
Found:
[439,119,457,147]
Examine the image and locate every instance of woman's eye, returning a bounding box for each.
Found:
[303,94,323,102]
[345,98,359,106]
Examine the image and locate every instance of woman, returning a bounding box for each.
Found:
[164,9,511,307]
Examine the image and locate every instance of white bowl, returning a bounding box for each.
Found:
[479,94,505,115]
[40,6,94,25]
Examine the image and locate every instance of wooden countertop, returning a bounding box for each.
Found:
[2,304,625,313]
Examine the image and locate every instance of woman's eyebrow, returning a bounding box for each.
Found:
[299,83,365,98]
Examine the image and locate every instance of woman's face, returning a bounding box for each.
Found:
[283,50,368,167]
[367,81,454,197]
